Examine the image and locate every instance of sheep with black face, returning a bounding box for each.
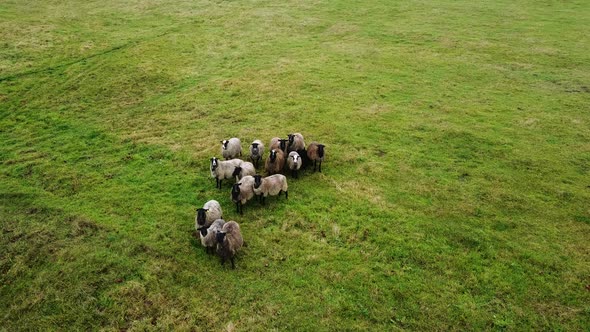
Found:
[197,218,225,254]
[195,199,223,229]
[269,137,289,154]
[307,142,325,172]
[232,161,256,182]
[231,175,256,215]
[264,149,285,175]
[287,133,305,153]
[216,221,244,269]
[252,174,288,205]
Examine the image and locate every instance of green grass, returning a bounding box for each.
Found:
[1,0,589,330]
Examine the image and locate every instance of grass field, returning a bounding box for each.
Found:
[1,0,589,330]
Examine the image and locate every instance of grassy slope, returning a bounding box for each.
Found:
[1,0,589,330]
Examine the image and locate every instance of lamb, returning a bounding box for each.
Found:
[307,142,325,172]
[269,137,289,154]
[287,133,305,153]
[216,221,244,269]
[286,151,302,178]
[249,140,265,169]
[195,199,223,229]
[210,157,242,189]
[232,161,256,181]
[197,218,225,254]
[264,149,285,175]
[252,174,288,205]
[221,138,242,160]
[231,175,256,215]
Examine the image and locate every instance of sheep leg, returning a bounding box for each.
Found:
[313,160,317,172]
[235,202,240,214]
[319,160,322,173]
[231,257,236,269]
[285,190,288,200]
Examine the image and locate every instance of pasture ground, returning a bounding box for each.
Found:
[1,0,589,330]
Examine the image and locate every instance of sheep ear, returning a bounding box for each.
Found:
[237,183,242,185]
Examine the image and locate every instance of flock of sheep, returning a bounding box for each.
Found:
[194,133,326,268]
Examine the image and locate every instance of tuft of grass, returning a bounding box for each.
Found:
[1,0,589,330]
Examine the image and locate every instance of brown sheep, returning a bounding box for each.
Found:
[307,142,325,172]
[264,149,285,175]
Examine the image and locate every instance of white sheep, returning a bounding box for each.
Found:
[195,199,223,229]
[221,137,242,160]
[232,161,256,181]
[286,151,302,178]
[210,157,242,189]
[287,133,305,153]
[252,174,288,205]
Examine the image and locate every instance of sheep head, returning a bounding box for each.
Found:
[196,208,209,226]
[231,183,241,201]
[251,142,259,154]
[216,231,227,244]
[269,150,277,162]
[221,140,229,150]
[232,166,242,178]
[278,139,288,151]
[210,157,219,170]
[318,144,325,158]
[197,226,208,237]
[253,175,263,189]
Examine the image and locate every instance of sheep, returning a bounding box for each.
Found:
[297,148,310,170]
[195,199,223,229]
[249,140,265,169]
[252,174,288,205]
[197,218,225,254]
[286,151,302,178]
[287,133,305,153]
[232,161,256,181]
[231,175,256,215]
[210,157,242,189]
[264,149,286,175]
[269,137,289,154]
[307,142,325,172]
[216,220,244,269]
[221,138,242,160]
